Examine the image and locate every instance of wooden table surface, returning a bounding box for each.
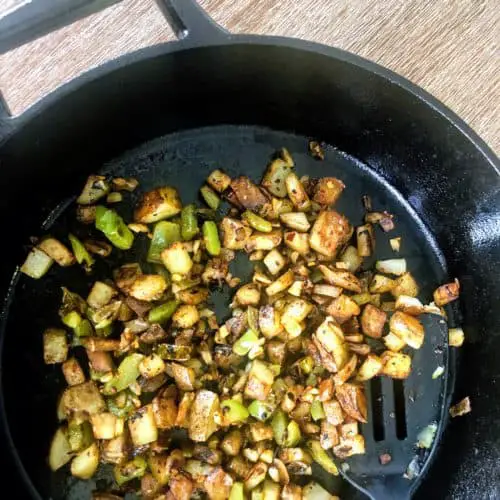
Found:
[1,0,498,154]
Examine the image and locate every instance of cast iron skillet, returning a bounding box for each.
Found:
[0,1,499,499]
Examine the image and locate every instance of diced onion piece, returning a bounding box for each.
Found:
[375,259,407,276]
[417,423,438,449]
[390,237,401,252]
[161,242,193,275]
[263,249,287,276]
[449,327,465,347]
[49,427,73,471]
[20,247,53,279]
[432,366,445,379]
[280,212,311,232]
[339,245,363,272]
[77,175,110,204]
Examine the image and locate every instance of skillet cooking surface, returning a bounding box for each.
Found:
[1,125,455,499]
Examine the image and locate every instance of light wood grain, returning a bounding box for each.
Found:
[0,0,498,154]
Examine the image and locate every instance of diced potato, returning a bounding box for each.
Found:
[129,274,168,302]
[262,157,294,198]
[284,231,310,255]
[161,242,193,275]
[391,272,419,298]
[38,238,75,267]
[87,281,117,309]
[44,328,68,364]
[266,270,294,296]
[112,177,138,192]
[333,354,358,386]
[433,279,460,306]
[281,299,313,324]
[309,211,352,259]
[221,217,253,250]
[263,249,287,276]
[205,466,234,500]
[188,390,220,442]
[245,360,275,401]
[62,358,85,386]
[319,421,339,450]
[245,462,268,491]
[114,263,142,292]
[312,177,345,206]
[335,383,367,423]
[449,327,465,347]
[139,354,165,379]
[333,434,366,459]
[326,295,361,324]
[152,396,177,429]
[356,354,383,382]
[71,442,99,479]
[322,399,344,426]
[282,484,303,500]
[259,305,283,338]
[303,482,339,500]
[395,295,424,315]
[134,186,182,223]
[173,304,200,328]
[315,318,349,370]
[62,381,106,416]
[207,169,232,193]
[91,413,120,440]
[176,392,196,428]
[280,212,311,232]
[369,274,396,293]
[128,405,158,446]
[170,362,196,391]
[49,427,73,471]
[383,332,406,352]
[339,245,363,273]
[20,247,53,279]
[361,304,387,338]
[381,351,412,379]
[236,284,261,306]
[231,176,271,213]
[286,173,311,211]
[221,429,243,456]
[77,175,109,204]
[390,311,424,349]
[246,230,283,252]
[249,422,274,442]
[318,265,362,293]
[178,286,209,305]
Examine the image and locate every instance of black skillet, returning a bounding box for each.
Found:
[0,1,499,499]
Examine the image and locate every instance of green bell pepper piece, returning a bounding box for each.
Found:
[95,206,134,250]
[67,421,93,452]
[221,399,249,424]
[114,456,147,486]
[307,440,339,475]
[284,420,301,447]
[200,185,220,210]
[69,233,95,270]
[271,409,288,446]
[229,482,245,500]
[103,353,144,395]
[74,318,93,337]
[62,310,82,329]
[181,204,199,241]
[107,394,136,418]
[147,221,181,263]
[242,210,272,233]
[202,220,221,256]
[232,329,259,356]
[310,400,326,421]
[148,299,179,324]
[248,400,275,422]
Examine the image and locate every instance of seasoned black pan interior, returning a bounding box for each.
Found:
[1,125,453,499]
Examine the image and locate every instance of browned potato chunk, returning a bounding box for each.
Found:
[314,318,350,371]
[62,358,85,386]
[433,279,460,306]
[62,381,106,416]
[205,466,233,500]
[44,328,68,364]
[246,229,283,252]
[129,274,167,302]
[188,390,220,442]
[323,399,344,425]
[173,304,200,329]
[333,434,366,459]
[178,286,209,306]
[152,396,177,429]
[383,332,406,352]
[391,272,419,298]
[369,274,396,294]
[263,249,287,276]
[266,269,294,296]
[221,217,253,250]
[381,351,412,379]
[361,304,387,338]
[230,176,271,213]
[333,354,358,386]
[207,169,231,193]
[38,238,75,267]
[312,177,345,206]
[395,295,425,315]
[261,154,294,198]
[449,397,471,418]
[286,172,311,211]
[259,305,283,338]
[335,383,367,423]
[356,354,383,382]
[326,295,361,324]
[170,362,196,391]
[318,265,362,293]
[320,421,340,450]
[235,283,261,306]
[390,311,424,349]
[134,186,182,223]
[309,211,352,258]
[284,231,310,255]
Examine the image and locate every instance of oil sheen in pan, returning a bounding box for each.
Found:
[1,125,455,500]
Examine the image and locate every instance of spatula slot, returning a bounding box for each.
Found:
[393,379,408,440]
[370,376,385,441]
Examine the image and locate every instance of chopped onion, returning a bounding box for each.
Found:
[417,423,438,448]
[449,327,465,347]
[432,366,445,379]
[375,259,407,276]
[390,237,401,252]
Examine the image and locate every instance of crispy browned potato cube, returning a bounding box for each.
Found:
[356,354,383,382]
[389,311,424,349]
[309,210,352,258]
[361,304,387,338]
[62,358,85,386]
[152,396,177,429]
[312,177,345,206]
[134,186,182,223]
[326,295,361,324]
[221,217,253,250]
[335,383,367,423]
[381,351,412,379]
[433,279,460,306]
